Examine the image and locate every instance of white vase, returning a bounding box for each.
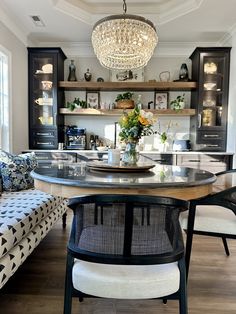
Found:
[171,101,185,110]
[179,101,185,109]
[159,142,167,152]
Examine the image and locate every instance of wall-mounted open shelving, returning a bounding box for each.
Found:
[59,81,197,91]
[60,108,196,116]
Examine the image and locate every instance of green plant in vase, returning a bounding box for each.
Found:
[170,93,185,111]
[115,92,134,109]
[157,120,171,152]
[66,97,87,111]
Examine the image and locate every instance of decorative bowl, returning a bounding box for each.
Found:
[204,82,216,90]
[41,80,53,90]
[42,64,53,73]
[204,62,217,74]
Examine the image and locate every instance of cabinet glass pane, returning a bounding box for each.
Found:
[201,56,225,127]
[32,57,55,127]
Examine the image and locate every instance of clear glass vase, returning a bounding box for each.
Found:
[122,142,139,166]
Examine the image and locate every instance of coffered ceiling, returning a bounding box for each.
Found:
[0,0,236,46]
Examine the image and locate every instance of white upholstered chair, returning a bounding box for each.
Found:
[64,194,189,314]
[180,169,236,277]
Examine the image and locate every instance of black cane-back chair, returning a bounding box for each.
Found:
[180,169,236,277]
[64,194,189,314]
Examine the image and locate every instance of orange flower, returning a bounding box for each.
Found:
[138,116,149,126]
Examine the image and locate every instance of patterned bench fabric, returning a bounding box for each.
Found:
[0,189,65,259]
[0,201,67,288]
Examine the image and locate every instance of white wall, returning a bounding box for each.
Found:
[0,21,28,154]
[225,34,236,166]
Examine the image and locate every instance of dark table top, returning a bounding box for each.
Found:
[31,162,216,190]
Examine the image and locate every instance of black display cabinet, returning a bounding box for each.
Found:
[28,47,67,149]
[190,47,231,151]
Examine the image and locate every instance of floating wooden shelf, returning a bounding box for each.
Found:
[60,108,196,116]
[59,81,197,91]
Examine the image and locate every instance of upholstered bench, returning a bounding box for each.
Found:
[0,188,68,289]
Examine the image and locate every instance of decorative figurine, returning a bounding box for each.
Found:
[179,63,189,81]
[84,69,92,81]
[68,60,77,81]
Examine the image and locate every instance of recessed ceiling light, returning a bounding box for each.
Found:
[30,15,45,27]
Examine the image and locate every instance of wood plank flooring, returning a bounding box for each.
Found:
[1,211,236,314]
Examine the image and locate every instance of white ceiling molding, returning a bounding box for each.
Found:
[158,0,204,25]
[218,33,232,47]
[0,5,28,46]
[52,0,204,26]
[52,0,93,24]
[38,40,216,58]
[217,23,236,46]
[154,41,216,57]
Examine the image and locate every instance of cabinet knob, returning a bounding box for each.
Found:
[198,114,202,128]
[203,144,219,147]
[188,159,200,163]
[36,132,53,136]
[36,142,53,145]
[203,134,219,138]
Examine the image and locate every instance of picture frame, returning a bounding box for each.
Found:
[110,68,144,82]
[86,91,100,109]
[154,91,169,110]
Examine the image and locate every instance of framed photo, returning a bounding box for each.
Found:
[86,91,100,109]
[110,68,144,82]
[154,92,169,110]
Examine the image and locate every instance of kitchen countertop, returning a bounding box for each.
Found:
[23,149,234,155]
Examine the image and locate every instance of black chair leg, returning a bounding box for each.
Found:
[178,258,188,314]
[62,212,67,229]
[64,254,74,314]
[222,237,230,256]
[185,203,196,280]
[163,298,167,304]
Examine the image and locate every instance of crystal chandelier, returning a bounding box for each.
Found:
[91,0,158,70]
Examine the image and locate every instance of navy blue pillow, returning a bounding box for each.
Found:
[0,152,38,192]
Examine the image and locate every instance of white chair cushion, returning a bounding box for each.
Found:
[180,205,236,235]
[72,259,180,299]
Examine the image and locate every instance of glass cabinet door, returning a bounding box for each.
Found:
[31,55,56,128]
[28,47,66,149]
[190,47,230,151]
[199,54,228,129]
[201,55,225,128]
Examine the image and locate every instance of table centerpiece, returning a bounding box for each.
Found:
[119,107,155,165]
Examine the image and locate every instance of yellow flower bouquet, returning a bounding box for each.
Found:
[119,107,155,143]
[119,107,155,165]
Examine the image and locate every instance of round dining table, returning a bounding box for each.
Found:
[31,161,216,201]
[31,160,217,282]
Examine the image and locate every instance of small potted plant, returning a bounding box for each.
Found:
[66,97,87,111]
[170,93,185,110]
[115,92,134,109]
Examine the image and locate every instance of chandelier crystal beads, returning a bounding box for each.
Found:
[91,1,158,70]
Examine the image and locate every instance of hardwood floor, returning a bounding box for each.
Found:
[1,211,236,314]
